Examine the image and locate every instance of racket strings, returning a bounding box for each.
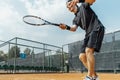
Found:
[24,17,45,25]
[23,15,60,26]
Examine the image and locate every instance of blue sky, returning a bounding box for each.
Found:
[0,0,120,46]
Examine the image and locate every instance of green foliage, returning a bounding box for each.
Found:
[24,48,31,56]
[0,50,7,61]
[8,46,20,59]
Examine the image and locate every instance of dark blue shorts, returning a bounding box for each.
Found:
[80,27,105,53]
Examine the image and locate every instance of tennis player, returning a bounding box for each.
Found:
[59,0,105,80]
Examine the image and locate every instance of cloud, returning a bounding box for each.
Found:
[0,0,84,47]
[0,2,15,23]
[0,1,22,39]
[0,0,120,48]
[0,1,50,40]
[20,0,72,21]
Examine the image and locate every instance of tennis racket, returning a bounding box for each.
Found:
[23,15,60,26]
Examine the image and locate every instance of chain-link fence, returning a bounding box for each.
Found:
[63,30,120,73]
[0,37,63,73]
[1,30,120,74]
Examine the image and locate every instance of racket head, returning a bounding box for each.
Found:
[23,15,60,26]
[23,15,48,26]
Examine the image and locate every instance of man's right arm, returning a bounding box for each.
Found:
[71,0,96,5]
[85,0,96,5]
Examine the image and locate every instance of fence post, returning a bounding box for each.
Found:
[112,32,117,73]
[13,37,17,73]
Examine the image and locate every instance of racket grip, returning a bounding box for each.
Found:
[54,24,60,26]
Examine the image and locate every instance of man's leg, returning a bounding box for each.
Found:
[79,52,96,75]
[79,53,93,80]
[85,47,96,77]
[79,53,88,69]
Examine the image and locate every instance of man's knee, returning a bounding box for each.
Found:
[85,47,94,55]
[79,53,86,62]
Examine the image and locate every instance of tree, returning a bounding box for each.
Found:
[0,50,4,56]
[24,48,31,56]
[56,49,62,54]
[0,50,7,61]
[8,46,20,59]
[0,50,5,61]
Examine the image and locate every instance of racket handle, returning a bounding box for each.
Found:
[53,24,60,26]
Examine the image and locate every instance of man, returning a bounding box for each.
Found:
[59,0,105,80]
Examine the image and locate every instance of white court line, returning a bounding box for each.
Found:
[13,78,56,80]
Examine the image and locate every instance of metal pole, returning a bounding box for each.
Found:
[13,37,17,73]
[43,44,45,71]
[32,48,34,69]
[62,46,64,72]
[8,43,10,73]
[112,32,116,73]
[62,44,69,72]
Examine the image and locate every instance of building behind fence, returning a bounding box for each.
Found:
[67,30,120,73]
[0,30,120,73]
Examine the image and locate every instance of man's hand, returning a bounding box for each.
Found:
[67,0,79,9]
[59,23,67,30]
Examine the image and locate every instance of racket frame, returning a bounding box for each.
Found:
[23,15,60,26]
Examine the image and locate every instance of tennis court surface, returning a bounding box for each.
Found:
[0,73,119,80]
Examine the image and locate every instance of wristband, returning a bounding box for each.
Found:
[66,25,71,30]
